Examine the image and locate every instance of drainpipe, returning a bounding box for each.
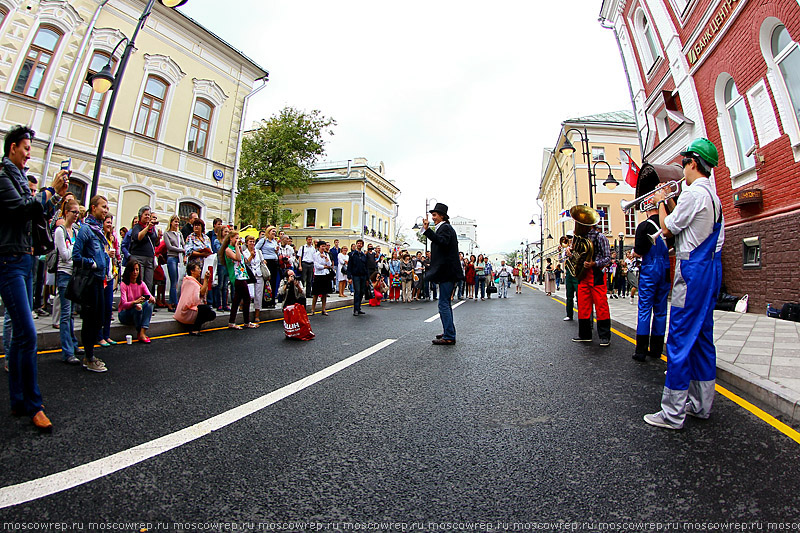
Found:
[42,0,110,183]
[228,76,269,223]
[600,15,645,159]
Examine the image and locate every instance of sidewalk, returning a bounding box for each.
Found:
[525,281,800,425]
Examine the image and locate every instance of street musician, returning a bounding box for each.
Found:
[644,138,725,430]
[569,205,612,347]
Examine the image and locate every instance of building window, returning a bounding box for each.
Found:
[742,237,761,269]
[371,215,376,231]
[625,210,636,236]
[331,208,343,227]
[67,179,87,206]
[724,78,756,171]
[591,147,605,162]
[597,205,610,234]
[634,9,661,71]
[75,51,114,120]
[188,99,213,156]
[13,26,62,98]
[178,201,202,228]
[771,25,800,131]
[305,209,316,228]
[134,76,168,138]
[619,148,632,164]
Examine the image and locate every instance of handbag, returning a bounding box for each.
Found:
[735,294,749,313]
[65,264,94,306]
[341,262,348,275]
[365,280,375,300]
[242,259,256,284]
[32,213,55,256]
[260,262,271,280]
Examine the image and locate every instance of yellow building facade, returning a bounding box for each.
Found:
[539,111,641,265]
[0,0,267,229]
[279,158,400,250]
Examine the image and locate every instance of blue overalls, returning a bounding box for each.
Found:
[636,220,670,344]
[659,206,722,427]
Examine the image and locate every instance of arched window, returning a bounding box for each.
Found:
[178,201,202,227]
[75,51,114,120]
[134,76,168,138]
[724,78,756,171]
[188,99,213,156]
[67,179,87,206]
[633,9,661,71]
[14,26,62,98]
[771,25,800,128]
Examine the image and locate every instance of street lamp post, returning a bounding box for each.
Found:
[559,129,620,209]
[88,0,189,198]
[411,197,437,253]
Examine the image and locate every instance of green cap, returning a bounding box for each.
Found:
[681,138,719,167]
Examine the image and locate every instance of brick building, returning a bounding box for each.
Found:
[599,0,800,310]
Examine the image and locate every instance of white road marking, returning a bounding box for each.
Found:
[0,338,397,510]
[424,299,465,322]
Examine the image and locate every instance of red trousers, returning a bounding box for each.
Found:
[578,271,610,321]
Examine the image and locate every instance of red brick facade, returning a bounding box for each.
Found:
[606,0,800,311]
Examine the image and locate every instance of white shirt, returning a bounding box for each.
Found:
[497,264,512,277]
[313,251,332,275]
[664,177,725,255]
[298,244,316,263]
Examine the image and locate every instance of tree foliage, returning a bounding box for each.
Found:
[237,106,336,227]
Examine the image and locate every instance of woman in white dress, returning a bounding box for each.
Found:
[336,245,349,297]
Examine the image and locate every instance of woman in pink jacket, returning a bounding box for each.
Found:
[119,260,155,343]
[174,262,216,336]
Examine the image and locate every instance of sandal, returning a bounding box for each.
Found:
[245,322,260,329]
[228,323,242,330]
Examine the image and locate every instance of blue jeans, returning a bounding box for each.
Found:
[0,254,42,416]
[475,275,486,298]
[167,256,180,306]
[456,280,464,299]
[438,280,456,340]
[352,275,367,312]
[118,301,153,332]
[56,272,78,359]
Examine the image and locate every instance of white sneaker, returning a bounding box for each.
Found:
[643,412,682,430]
[563,316,573,321]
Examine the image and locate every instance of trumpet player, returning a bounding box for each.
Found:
[631,202,671,362]
[644,138,724,431]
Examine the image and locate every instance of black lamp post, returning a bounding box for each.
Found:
[411,197,436,253]
[561,127,616,209]
[88,0,189,198]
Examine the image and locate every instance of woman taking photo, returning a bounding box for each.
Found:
[174,261,216,335]
[118,260,155,343]
[53,198,82,364]
[219,229,257,329]
[72,195,111,373]
[243,235,266,322]
[0,126,69,431]
[164,215,185,312]
[97,214,119,347]
[255,225,279,308]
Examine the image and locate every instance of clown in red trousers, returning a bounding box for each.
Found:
[571,209,612,347]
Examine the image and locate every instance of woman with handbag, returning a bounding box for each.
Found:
[255,225,279,308]
[96,214,119,347]
[243,235,266,322]
[164,215,185,312]
[474,255,487,301]
[0,126,69,431]
[53,199,82,363]
[72,195,111,373]
[219,230,257,329]
[337,245,349,297]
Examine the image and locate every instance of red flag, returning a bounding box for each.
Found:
[621,151,640,188]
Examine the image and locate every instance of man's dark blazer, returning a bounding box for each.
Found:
[423,221,465,283]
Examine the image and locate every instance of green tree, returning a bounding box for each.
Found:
[237,106,336,227]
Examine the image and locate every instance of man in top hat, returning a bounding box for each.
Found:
[631,200,671,362]
[570,205,612,346]
[423,202,464,345]
[644,138,724,430]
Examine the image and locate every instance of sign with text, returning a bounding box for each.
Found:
[733,188,762,207]
[685,0,743,67]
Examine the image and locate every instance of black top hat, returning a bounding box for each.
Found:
[429,202,449,218]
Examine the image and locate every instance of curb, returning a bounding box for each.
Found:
[524,281,800,425]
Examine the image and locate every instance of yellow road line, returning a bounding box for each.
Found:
[545,289,800,444]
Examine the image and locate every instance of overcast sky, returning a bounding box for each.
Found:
[180,0,633,254]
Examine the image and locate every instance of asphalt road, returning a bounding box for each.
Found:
[2,287,799,524]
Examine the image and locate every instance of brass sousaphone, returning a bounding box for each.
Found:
[564,205,599,280]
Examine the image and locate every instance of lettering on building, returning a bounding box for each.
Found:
[685,0,743,67]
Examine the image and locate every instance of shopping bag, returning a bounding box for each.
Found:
[283,303,315,340]
[735,294,749,313]
[202,255,218,287]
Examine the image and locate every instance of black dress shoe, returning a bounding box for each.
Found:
[432,338,456,345]
[572,337,592,343]
[632,352,647,362]
[357,310,366,315]
[435,334,443,339]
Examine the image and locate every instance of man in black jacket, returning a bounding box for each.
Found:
[423,203,464,345]
[348,239,368,315]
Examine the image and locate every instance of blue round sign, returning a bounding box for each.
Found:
[213,169,224,182]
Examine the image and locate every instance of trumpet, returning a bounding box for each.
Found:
[620,178,685,212]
